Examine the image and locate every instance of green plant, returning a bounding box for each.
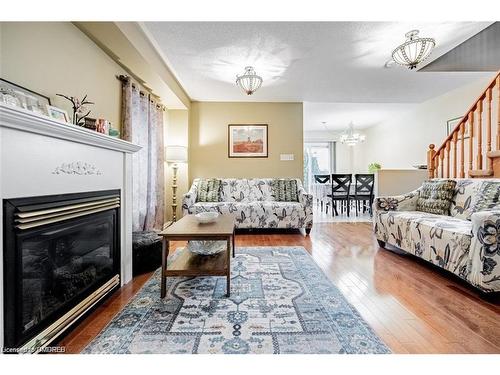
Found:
[368,163,381,173]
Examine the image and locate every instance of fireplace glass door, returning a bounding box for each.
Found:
[20,213,116,334]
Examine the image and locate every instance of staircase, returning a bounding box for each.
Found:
[427,71,500,179]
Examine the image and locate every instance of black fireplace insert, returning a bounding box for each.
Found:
[3,190,121,350]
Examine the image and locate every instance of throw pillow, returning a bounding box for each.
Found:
[470,181,500,213]
[271,179,299,202]
[196,179,221,202]
[416,179,456,215]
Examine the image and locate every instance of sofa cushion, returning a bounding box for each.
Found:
[220,179,251,202]
[271,179,299,202]
[196,178,221,202]
[450,179,482,220]
[471,181,500,213]
[416,179,456,215]
[247,179,275,201]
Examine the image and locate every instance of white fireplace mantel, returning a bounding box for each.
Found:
[0,103,141,347]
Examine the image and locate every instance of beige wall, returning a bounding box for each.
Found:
[164,109,189,222]
[362,75,495,169]
[189,102,304,181]
[1,22,126,129]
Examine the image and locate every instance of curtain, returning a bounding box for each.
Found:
[122,78,165,231]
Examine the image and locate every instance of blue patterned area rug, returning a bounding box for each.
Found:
[83,247,390,354]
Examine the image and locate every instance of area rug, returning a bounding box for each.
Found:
[83,247,390,354]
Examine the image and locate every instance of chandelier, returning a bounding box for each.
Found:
[340,122,366,146]
[392,30,436,70]
[236,66,263,95]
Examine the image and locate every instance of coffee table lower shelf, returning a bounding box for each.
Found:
[165,250,228,277]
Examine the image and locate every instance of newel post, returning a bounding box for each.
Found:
[427,144,436,179]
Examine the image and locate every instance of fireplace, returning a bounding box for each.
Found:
[3,190,121,351]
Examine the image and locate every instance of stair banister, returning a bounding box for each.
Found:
[427,71,500,179]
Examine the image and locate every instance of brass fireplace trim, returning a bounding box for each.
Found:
[15,202,120,230]
[21,274,120,353]
[15,196,120,218]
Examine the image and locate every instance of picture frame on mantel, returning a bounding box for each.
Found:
[0,78,51,106]
[228,124,268,158]
[46,105,70,123]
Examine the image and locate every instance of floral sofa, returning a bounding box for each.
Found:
[182,178,313,234]
[373,178,500,293]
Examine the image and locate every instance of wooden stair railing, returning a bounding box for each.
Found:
[428,71,500,179]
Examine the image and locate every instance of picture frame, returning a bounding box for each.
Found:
[228,124,268,158]
[0,78,51,106]
[46,105,70,123]
[446,116,469,139]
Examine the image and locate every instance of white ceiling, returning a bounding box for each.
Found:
[142,22,493,103]
[304,102,416,132]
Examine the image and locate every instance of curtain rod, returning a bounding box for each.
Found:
[116,74,165,110]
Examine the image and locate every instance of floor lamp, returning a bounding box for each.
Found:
[165,145,187,222]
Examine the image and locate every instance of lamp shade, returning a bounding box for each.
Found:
[165,145,187,163]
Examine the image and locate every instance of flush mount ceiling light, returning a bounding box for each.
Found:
[236,66,263,95]
[340,122,365,146]
[392,30,436,70]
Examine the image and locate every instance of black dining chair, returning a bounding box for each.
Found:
[314,174,330,212]
[351,174,375,216]
[326,174,352,217]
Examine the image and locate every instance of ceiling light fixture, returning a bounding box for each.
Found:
[340,122,365,146]
[236,66,263,95]
[392,30,436,70]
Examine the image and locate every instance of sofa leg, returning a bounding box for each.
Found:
[377,240,386,248]
[305,228,312,236]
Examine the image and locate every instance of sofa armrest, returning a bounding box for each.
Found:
[182,179,200,215]
[469,210,500,291]
[373,188,420,214]
[297,184,313,207]
[297,181,313,229]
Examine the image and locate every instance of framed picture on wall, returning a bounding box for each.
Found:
[446,116,469,139]
[228,124,268,158]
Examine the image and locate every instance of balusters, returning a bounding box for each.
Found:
[486,88,492,170]
[477,101,483,170]
[435,152,440,178]
[453,132,458,178]
[460,123,465,178]
[446,141,450,177]
[469,112,474,173]
[440,152,444,178]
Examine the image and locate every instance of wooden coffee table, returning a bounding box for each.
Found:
[159,214,236,298]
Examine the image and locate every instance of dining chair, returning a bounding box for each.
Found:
[351,174,375,216]
[326,174,352,217]
[313,174,330,212]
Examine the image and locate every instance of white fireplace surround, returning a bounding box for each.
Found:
[0,103,141,347]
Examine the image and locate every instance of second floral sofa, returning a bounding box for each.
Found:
[373,178,500,293]
[182,178,313,234]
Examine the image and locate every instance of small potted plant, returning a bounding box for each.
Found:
[368,162,381,174]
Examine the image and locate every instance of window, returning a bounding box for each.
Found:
[303,142,335,193]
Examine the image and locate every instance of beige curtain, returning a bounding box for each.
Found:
[122,77,165,231]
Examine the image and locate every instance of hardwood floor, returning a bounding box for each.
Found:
[58,222,500,354]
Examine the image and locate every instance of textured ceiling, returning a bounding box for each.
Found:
[143,21,493,103]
